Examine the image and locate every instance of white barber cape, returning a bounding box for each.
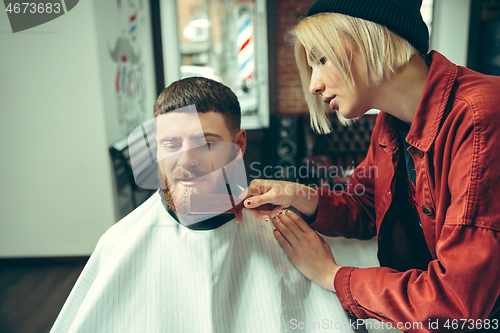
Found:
[50,193,385,333]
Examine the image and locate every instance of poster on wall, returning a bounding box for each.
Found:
[109,0,149,136]
[92,0,156,144]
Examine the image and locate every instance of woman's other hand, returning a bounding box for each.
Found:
[272,209,341,292]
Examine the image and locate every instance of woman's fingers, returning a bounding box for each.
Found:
[283,209,312,233]
[272,210,340,292]
[242,179,296,208]
[244,179,268,197]
[244,190,274,209]
[239,179,318,217]
[269,206,284,219]
[245,207,271,222]
[244,180,279,208]
[235,208,243,223]
[272,210,311,244]
[272,227,294,254]
[272,210,302,246]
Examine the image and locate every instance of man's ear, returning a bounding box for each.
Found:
[234,129,247,157]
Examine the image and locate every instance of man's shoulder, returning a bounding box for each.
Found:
[96,192,166,249]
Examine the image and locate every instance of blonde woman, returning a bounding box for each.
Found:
[242,0,500,331]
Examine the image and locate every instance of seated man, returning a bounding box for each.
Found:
[50,77,384,333]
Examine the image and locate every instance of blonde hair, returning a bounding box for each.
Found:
[294,13,417,133]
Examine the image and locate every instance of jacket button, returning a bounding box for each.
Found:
[422,205,434,216]
[414,148,423,157]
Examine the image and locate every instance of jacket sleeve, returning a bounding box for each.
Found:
[334,226,500,332]
[333,102,500,332]
[308,117,382,240]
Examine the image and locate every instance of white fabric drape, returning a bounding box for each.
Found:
[50,193,386,333]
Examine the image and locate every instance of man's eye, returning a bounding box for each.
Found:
[164,144,180,150]
[319,57,327,65]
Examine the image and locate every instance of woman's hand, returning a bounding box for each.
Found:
[236,179,319,222]
[272,209,341,292]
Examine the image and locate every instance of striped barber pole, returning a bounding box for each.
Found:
[237,7,254,83]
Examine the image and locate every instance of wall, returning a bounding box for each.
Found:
[276,0,315,115]
[0,1,116,257]
[92,0,158,220]
[431,0,471,66]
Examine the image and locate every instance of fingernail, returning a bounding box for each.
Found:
[246,200,252,207]
[273,228,277,232]
[277,211,283,215]
[264,219,270,222]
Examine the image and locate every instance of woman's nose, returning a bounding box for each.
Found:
[309,69,325,95]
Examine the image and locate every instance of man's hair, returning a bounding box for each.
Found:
[294,13,417,133]
[154,76,241,137]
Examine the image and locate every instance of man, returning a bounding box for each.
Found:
[50,77,386,332]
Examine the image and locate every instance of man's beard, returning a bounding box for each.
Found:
[158,164,227,219]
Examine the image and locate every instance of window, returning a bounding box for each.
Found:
[161,0,269,129]
[421,0,434,37]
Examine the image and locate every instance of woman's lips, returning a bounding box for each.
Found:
[329,96,337,110]
[323,96,337,110]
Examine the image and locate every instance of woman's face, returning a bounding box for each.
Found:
[307,45,375,119]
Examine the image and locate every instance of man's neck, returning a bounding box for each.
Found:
[158,191,235,231]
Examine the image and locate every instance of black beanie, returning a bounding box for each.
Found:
[306,0,429,55]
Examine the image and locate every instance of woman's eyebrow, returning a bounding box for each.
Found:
[308,47,319,62]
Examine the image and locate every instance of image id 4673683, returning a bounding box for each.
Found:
[3,0,79,33]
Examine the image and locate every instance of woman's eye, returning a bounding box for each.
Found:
[319,57,327,65]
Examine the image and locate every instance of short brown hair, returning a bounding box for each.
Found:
[153,77,241,137]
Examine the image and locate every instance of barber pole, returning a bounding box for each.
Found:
[237,7,254,83]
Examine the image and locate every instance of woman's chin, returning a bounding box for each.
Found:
[336,110,355,126]
[336,108,366,126]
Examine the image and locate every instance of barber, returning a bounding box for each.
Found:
[241,0,500,332]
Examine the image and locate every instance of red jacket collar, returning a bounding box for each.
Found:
[377,51,458,153]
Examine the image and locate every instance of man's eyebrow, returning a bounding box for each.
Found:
[157,135,180,142]
[201,132,223,140]
[157,132,223,142]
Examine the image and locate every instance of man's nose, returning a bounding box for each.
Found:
[309,69,325,95]
[178,146,200,169]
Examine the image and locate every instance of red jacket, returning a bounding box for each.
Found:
[310,51,500,332]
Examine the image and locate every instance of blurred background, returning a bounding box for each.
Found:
[1,0,500,332]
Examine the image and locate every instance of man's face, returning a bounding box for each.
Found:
[156,111,245,217]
